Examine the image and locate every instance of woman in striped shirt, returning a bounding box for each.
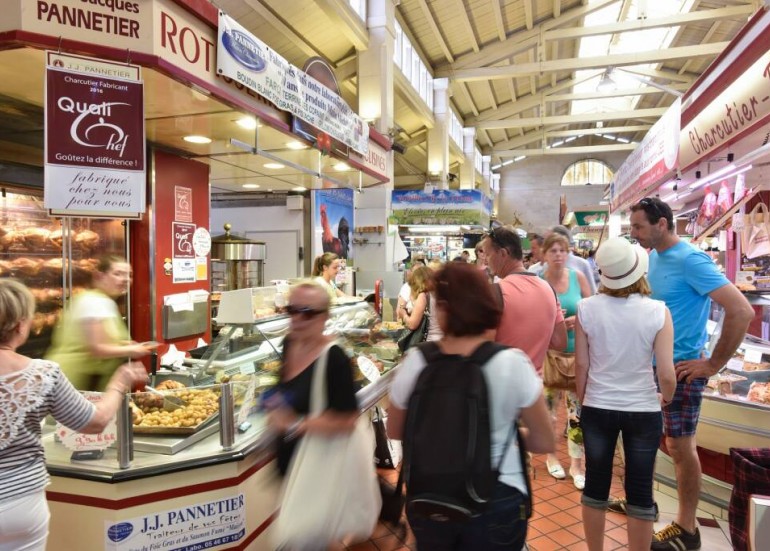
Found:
[0,279,147,551]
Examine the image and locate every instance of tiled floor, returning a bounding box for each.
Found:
[350,419,735,550]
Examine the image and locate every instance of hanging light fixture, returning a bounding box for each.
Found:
[597,68,617,93]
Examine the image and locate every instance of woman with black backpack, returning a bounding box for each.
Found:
[387,262,554,550]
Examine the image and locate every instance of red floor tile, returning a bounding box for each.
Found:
[527,534,564,551]
[352,407,645,550]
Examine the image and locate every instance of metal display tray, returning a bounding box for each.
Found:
[131,418,220,455]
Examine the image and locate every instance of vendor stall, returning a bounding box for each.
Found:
[44,291,404,550]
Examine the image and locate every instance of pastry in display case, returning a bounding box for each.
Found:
[0,189,126,358]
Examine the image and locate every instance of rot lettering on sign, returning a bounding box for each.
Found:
[172,222,195,259]
[160,10,215,71]
[175,186,192,222]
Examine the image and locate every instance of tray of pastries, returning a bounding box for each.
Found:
[130,382,220,434]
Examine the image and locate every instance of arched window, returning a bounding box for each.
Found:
[561,159,614,186]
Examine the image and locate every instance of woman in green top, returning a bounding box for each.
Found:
[46,256,156,391]
[541,233,592,490]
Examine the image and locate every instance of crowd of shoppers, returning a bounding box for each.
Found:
[385,197,751,550]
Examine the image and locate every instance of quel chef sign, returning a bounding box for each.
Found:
[44,52,146,219]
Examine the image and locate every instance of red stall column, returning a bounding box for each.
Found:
[130,149,211,357]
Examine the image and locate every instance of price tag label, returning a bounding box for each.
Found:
[239,362,256,375]
[357,356,381,383]
[744,348,763,364]
[726,357,745,372]
[237,378,257,425]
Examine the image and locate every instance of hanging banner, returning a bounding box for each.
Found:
[312,189,353,261]
[610,97,681,212]
[216,12,368,155]
[44,65,146,217]
[680,49,770,171]
[391,190,490,227]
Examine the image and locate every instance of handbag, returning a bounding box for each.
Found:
[542,349,576,391]
[379,468,405,525]
[742,203,770,259]
[272,343,381,549]
[397,293,430,352]
[373,406,396,469]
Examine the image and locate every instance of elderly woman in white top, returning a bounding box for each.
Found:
[574,237,676,551]
[0,279,147,551]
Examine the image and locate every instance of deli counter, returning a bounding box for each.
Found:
[655,296,770,512]
[43,292,404,551]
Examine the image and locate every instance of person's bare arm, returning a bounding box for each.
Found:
[549,300,567,351]
[574,317,589,403]
[82,319,150,359]
[519,395,555,454]
[676,284,753,382]
[79,362,148,433]
[655,308,676,403]
[386,405,406,440]
[401,293,427,330]
[577,271,592,299]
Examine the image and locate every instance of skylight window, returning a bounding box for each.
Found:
[570,0,696,117]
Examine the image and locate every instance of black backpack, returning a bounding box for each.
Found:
[402,341,532,522]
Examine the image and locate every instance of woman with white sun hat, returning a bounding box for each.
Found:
[574,237,676,551]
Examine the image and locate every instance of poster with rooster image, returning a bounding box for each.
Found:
[312,189,354,261]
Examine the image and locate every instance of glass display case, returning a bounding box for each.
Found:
[43,291,403,478]
[696,296,770,457]
[0,188,126,358]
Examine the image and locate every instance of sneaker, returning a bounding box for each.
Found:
[651,522,701,550]
[606,498,660,521]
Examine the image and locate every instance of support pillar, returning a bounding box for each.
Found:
[427,78,450,189]
[460,127,476,189]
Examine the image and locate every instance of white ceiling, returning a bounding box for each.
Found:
[0,0,760,195]
[215,0,757,185]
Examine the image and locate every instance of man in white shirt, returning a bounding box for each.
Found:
[527,233,545,276]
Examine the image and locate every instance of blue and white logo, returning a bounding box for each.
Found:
[222,30,267,72]
[107,522,133,543]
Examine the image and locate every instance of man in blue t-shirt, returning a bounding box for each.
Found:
[629,197,753,551]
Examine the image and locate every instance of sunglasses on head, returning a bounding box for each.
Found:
[285,305,327,318]
[637,197,665,221]
[484,228,505,249]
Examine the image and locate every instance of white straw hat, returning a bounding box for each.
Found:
[595,237,649,290]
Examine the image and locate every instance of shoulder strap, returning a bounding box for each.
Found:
[493,282,504,309]
[468,341,508,366]
[415,340,441,363]
[309,341,337,415]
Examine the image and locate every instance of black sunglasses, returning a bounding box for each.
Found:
[285,305,327,318]
[637,198,664,221]
[484,228,505,249]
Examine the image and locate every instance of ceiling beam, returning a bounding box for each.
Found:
[544,5,753,42]
[546,125,652,137]
[495,144,636,156]
[314,0,369,51]
[416,0,454,62]
[467,71,604,124]
[491,0,506,41]
[438,0,620,72]
[524,0,534,30]
[443,42,728,82]
[549,84,690,101]
[243,0,323,59]
[476,107,668,130]
[457,82,480,116]
[455,0,480,52]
